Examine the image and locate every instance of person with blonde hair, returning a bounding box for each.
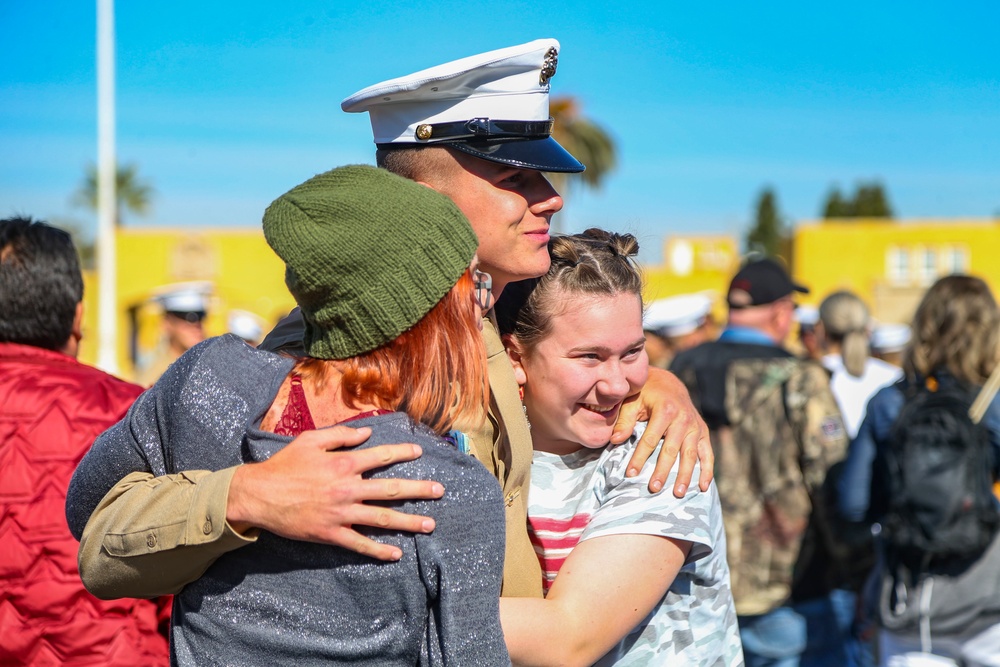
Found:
[818,290,902,439]
[818,291,900,667]
[838,275,1000,667]
[67,166,509,665]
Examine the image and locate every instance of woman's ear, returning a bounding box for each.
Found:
[504,336,528,387]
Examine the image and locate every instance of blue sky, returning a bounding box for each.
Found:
[3,1,998,262]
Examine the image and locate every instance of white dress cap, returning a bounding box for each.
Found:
[795,305,819,327]
[341,39,584,173]
[644,294,713,338]
[227,309,265,344]
[871,323,912,354]
[153,282,211,314]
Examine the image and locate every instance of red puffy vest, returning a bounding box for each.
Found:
[0,343,169,666]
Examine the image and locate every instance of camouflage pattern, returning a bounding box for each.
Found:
[528,425,744,666]
[714,357,848,615]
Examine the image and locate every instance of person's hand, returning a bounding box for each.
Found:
[226,426,444,561]
[611,368,713,497]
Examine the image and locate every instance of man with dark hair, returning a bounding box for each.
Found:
[0,218,84,351]
[70,40,714,604]
[0,217,169,666]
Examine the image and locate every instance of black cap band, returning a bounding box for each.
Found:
[414,117,554,143]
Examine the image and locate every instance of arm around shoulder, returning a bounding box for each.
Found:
[78,467,257,599]
[616,367,714,497]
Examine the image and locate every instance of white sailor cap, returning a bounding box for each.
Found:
[871,323,911,354]
[795,305,820,328]
[644,294,713,338]
[341,39,585,173]
[227,309,265,344]
[153,283,211,315]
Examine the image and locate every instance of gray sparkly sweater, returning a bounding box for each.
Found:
[66,335,510,666]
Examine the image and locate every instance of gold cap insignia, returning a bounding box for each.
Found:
[540,47,558,85]
[415,124,433,140]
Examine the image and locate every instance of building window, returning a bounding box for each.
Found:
[942,246,969,275]
[918,248,936,285]
[887,246,910,284]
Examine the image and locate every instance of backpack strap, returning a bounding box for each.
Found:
[969,362,1000,424]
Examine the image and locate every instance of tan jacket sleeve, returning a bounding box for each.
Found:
[78,467,257,599]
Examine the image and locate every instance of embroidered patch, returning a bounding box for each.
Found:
[821,416,845,441]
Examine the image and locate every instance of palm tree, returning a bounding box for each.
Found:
[548,96,617,232]
[74,162,154,226]
[549,96,617,190]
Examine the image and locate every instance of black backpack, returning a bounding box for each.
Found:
[882,376,1000,567]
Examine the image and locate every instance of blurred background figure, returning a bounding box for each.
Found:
[670,258,853,666]
[0,216,169,666]
[135,282,211,385]
[643,293,716,369]
[837,275,1000,667]
[227,309,266,347]
[817,291,902,440]
[870,323,911,368]
[815,291,903,666]
[795,305,822,361]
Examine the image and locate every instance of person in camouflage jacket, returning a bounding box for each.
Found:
[671,259,851,667]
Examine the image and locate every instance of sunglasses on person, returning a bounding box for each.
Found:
[166,310,207,324]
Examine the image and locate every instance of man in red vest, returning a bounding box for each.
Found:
[0,216,169,666]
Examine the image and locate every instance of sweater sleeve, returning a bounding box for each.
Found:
[837,384,906,523]
[837,408,880,523]
[414,449,510,666]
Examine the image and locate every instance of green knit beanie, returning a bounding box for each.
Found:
[262,165,478,359]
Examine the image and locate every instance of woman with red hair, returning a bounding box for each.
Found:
[66,165,508,666]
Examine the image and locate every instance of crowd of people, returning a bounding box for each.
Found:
[3,37,1000,667]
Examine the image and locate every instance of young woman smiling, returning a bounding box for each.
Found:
[495,229,743,666]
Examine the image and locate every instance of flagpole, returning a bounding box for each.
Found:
[96,0,118,374]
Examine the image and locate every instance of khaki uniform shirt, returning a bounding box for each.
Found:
[468,318,542,597]
[76,317,543,599]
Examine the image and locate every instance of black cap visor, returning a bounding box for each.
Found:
[445,136,585,173]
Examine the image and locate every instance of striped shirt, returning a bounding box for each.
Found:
[526,424,744,666]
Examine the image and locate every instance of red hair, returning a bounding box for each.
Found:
[298,270,488,435]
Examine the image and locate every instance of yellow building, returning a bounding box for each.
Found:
[793,218,1000,324]
[77,219,998,381]
[81,228,744,380]
[79,228,296,381]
